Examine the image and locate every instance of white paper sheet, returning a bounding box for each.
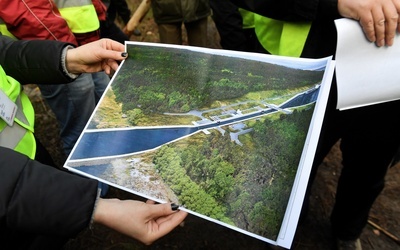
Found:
[335,18,400,110]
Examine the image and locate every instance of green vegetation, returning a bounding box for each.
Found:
[110,45,323,126]
[89,89,130,129]
[151,107,314,240]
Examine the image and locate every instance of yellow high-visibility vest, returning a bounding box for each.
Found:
[0,18,17,39]
[0,66,36,159]
[54,0,100,33]
[254,14,311,57]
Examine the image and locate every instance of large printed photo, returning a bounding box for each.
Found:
[64,42,334,248]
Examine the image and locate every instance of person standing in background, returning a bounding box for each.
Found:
[0,0,111,157]
[100,0,142,43]
[229,0,400,249]
[124,0,212,47]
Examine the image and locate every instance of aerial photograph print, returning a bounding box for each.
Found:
[64,42,334,248]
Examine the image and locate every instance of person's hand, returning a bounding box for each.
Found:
[338,0,400,46]
[93,198,187,245]
[338,0,400,47]
[65,38,127,75]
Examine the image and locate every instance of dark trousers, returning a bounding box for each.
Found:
[2,233,68,250]
[100,20,130,44]
[158,17,208,47]
[308,81,400,240]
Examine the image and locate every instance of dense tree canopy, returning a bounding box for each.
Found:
[152,107,314,240]
[111,45,323,118]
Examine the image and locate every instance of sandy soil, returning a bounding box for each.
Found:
[27,1,400,249]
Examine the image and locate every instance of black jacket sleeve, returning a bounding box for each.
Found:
[0,34,75,85]
[230,0,340,21]
[0,147,98,237]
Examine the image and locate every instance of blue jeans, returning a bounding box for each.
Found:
[38,72,109,155]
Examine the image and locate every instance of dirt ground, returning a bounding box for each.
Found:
[28,1,400,249]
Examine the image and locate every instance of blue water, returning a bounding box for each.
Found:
[69,86,319,160]
[70,127,198,159]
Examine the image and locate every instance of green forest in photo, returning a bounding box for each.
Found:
[151,107,314,239]
[108,45,323,125]
[88,44,325,240]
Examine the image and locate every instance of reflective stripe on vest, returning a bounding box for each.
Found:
[0,18,17,39]
[254,14,311,57]
[54,0,99,33]
[0,66,36,159]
